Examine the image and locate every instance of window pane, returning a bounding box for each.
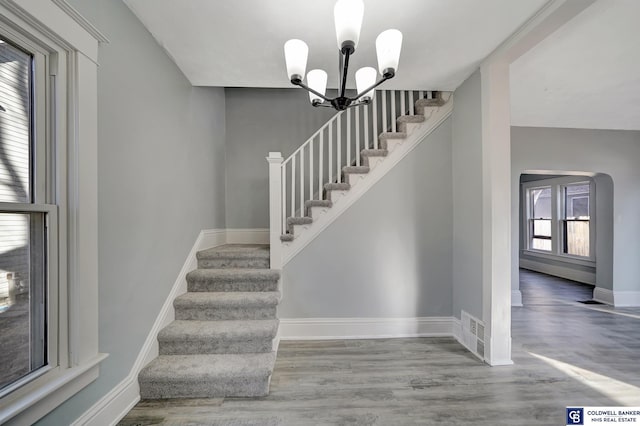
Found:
[531,187,551,219]
[565,184,590,219]
[0,38,32,203]
[0,212,46,391]
[533,219,551,238]
[532,238,552,251]
[565,220,590,257]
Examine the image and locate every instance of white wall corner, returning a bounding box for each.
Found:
[512,290,523,307]
[593,287,640,307]
[279,317,456,340]
[71,229,226,426]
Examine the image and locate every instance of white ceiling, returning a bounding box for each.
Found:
[124,0,639,131]
[123,0,547,90]
[510,0,640,131]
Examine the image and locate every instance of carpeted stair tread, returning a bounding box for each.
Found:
[342,166,370,174]
[378,132,407,140]
[139,352,276,399]
[280,234,294,242]
[197,244,270,269]
[187,268,279,292]
[187,268,280,283]
[305,199,332,208]
[159,319,279,341]
[397,115,426,123]
[175,291,280,308]
[174,292,279,320]
[324,182,351,191]
[416,97,445,108]
[286,216,312,226]
[361,149,388,157]
[158,320,278,355]
[197,244,270,260]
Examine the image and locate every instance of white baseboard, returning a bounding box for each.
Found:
[520,258,595,285]
[72,229,227,426]
[452,317,462,342]
[512,289,523,307]
[279,317,456,340]
[226,228,269,244]
[593,287,640,307]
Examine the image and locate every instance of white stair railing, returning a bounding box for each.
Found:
[267,89,437,266]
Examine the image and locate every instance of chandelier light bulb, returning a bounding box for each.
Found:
[307,69,328,104]
[334,0,364,53]
[355,67,377,101]
[284,39,309,83]
[376,29,403,77]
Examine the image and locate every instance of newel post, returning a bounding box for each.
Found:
[266,152,283,269]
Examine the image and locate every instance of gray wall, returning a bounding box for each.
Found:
[280,119,453,318]
[39,1,227,424]
[451,70,483,320]
[511,126,640,294]
[225,88,336,229]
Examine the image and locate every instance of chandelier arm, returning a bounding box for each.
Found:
[339,50,351,99]
[345,101,369,109]
[351,74,392,101]
[292,80,333,102]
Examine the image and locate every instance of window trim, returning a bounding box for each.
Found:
[0,1,106,423]
[522,176,596,265]
[527,185,553,252]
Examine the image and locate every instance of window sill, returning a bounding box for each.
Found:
[0,353,108,425]
[521,249,595,268]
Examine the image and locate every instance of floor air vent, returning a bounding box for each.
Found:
[461,311,485,360]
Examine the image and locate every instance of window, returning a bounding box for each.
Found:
[0,36,57,396]
[523,177,594,261]
[529,186,552,251]
[562,183,590,257]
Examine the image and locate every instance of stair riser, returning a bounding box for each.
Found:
[381,139,403,152]
[175,307,277,321]
[310,206,330,220]
[347,173,366,187]
[398,121,421,134]
[159,338,273,355]
[364,156,385,169]
[292,223,311,235]
[139,376,270,399]
[416,106,437,116]
[197,258,270,269]
[187,280,278,292]
[327,189,348,203]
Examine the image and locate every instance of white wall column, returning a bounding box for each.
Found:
[481,59,513,366]
[478,0,596,365]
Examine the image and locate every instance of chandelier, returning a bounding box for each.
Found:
[283,0,402,111]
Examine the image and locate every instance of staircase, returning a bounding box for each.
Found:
[137,90,451,400]
[138,244,280,399]
[270,90,452,261]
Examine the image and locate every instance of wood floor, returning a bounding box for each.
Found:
[119,270,640,425]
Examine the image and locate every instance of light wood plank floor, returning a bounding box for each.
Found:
[119,270,640,425]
